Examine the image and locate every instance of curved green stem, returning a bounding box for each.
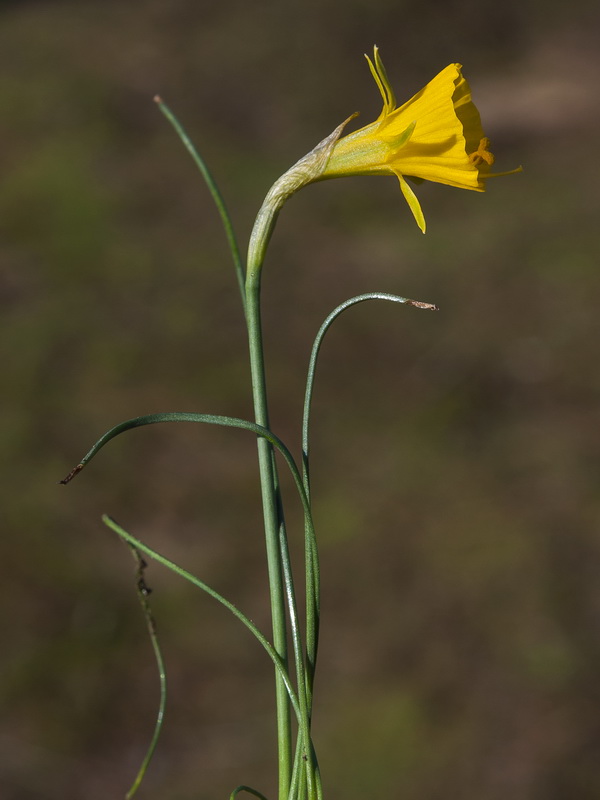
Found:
[60,414,316,590]
[60,412,296,484]
[300,292,436,701]
[302,292,437,492]
[102,515,303,721]
[230,787,270,800]
[63,409,319,799]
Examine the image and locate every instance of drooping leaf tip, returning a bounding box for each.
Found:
[59,463,84,485]
[407,299,438,310]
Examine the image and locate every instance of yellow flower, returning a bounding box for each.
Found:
[321,47,520,233]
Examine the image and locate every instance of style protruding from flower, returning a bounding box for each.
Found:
[320,47,521,232]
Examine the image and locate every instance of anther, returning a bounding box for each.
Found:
[469,137,495,167]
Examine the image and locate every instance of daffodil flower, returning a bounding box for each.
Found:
[321,47,521,232]
[248,49,521,274]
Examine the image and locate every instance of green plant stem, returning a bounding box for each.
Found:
[230,787,270,800]
[63,405,318,798]
[278,519,317,800]
[302,292,437,483]
[300,292,436,703]
[103,515,303,720]
[245,272,292,800]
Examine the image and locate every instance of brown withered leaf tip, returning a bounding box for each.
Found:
[408,300,438,310]
[59,463,84,485]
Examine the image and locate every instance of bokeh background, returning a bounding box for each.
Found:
[2,1,599,798]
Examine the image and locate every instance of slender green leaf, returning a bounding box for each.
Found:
[155,96,246,312]
[102,515,302,721]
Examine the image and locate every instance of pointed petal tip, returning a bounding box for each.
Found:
[397,173,426,233]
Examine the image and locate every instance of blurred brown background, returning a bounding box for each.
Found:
[1,1,600,798]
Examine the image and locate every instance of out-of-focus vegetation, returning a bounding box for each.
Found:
[1,1,599,798]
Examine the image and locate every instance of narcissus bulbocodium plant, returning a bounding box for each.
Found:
[62,47,521,800]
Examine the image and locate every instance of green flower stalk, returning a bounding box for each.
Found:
[244,120,351,800]
[244,46,519,799]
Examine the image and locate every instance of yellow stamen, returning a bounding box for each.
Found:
[469,137,495,167]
